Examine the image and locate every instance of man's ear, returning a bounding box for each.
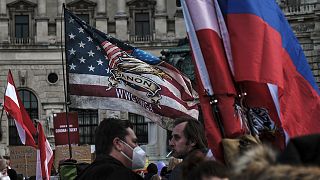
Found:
[113,137,123,151]
[190,141,196,147]
[186,140,196,147]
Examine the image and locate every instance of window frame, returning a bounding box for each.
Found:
[75,13,90,24]
[14,15,29,39]
[69,108,98,145]
[134,12,151,37]
[67,0,97,27]
[128,0,156,42]
[7,1,36,44]
[128,113,148,145]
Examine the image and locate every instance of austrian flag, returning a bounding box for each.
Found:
[36,123,54,180]
[4,70,54,180]
[3,70,37,148]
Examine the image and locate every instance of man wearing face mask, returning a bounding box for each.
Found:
[77,118,145,180]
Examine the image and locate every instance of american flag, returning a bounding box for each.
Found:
[64,8,199,126]
[101,41,124,68]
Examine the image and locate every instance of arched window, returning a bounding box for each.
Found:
[9,89,38,145]
[18,90,39,119]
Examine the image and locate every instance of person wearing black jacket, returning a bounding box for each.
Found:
[168,118,210,180]
[144,163,158,180]
[77,118,145,180]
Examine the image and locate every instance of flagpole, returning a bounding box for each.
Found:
[0,105,4,141]
[0,77,9,141]
[61,3,73,159]
[209,96,225,138]
[25,154,28,178]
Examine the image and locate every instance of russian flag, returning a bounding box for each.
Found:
[218,0,320,138]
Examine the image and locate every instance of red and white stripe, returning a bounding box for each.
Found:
[68,71,199,120]
[3,70,37,148]
[101,41,124,68]
[182,0,245,161]
[36,123,54,180]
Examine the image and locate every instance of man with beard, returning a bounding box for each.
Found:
[168,118,211,180]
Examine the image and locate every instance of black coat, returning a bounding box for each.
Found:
[277,134,320,166]
[77,154,143,180]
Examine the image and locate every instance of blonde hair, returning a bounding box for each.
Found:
[168,157,182,171]
[232,144,320,180]
[150,174,161,180]
[0,159,6,171]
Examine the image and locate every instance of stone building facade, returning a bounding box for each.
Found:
[278,0,320,86]
[0,0,319,161]
[0,0,182,160]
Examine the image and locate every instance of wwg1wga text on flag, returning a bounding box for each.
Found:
[64,8,199,127]
[3,70,37,148]
[217,0,320,139]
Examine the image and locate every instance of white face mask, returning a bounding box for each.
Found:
[1,176,10,180]
[0,172,10,180]
[120,140,147,169]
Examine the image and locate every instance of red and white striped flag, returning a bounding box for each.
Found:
[36,123,54,180]
[181,0,245,161]
[3,70,37,148]
[102,41,125,68]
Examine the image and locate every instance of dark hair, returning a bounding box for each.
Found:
[174,118,208,151]
[182,149,206,179]
[187,160,229,180]
[7,168,18,180]
[160,166,168,176]
[147,163,158,174]
[95,118,132,155]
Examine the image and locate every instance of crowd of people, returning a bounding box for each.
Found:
[77,117,320,180]
[0,156,18,180]
[1,117,320,179]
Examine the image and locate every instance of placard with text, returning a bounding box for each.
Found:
[53,112,80,145]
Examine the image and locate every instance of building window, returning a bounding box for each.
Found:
[8,119,22,145]
[108,21,116,35]
[15,15,29,39]
[135,13,150,37]
[129,113,148,145]
[47,73,59,84]
[67,0,96,27]
[9,90,38,145]
[128,0,155,42]
[76,14,90,24]
[18,90,39,118]
[167,19,175,33]
[69,109,98,145]
[8,0,36,44]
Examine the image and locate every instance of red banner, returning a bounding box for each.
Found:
[53,112,80,146]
